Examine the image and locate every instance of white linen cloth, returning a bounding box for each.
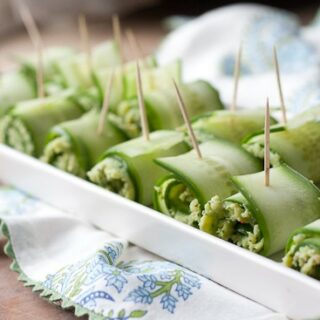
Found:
[157,4,320,115]
[0,187,287,320]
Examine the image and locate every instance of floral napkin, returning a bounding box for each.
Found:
[157,4,320,115]
[0,186,287,320]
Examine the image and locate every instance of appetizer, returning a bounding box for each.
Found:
[199,165,320,256]
[190,109,277,144]
[0,70,35,117]
[153,140,262,225]
[283,219,320,280]
[109,80,223,138]
[56,41,120,90]
[88,130,189,205]
[42,110,126,178]
[0,89,96,157]
[19,46,76,95]
[243,121,320,183]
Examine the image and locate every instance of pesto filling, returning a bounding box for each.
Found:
[88,157,135,200]
[283,235,320,279]
[41,136,85,178]
[198,196,264,253]
[109,100,141,138]
[154,177,196,225]
[0,116,34,155]
[243,142,281,166]
[290,246,320,279]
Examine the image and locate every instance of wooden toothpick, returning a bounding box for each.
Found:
[273,46,287,125]
[230,42,242,112]
[136,61,149,140]
[126,29,144,60]
[97,70,114,135]
[78,14,92,74]
[17,0,45,98]
[264,98,270,187]
[173,80,202,159]
[112,14,124,65]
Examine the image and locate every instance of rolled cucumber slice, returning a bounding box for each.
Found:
[190,109,276,144]
[109,80,223,139]
[243,121,320,183]
[125,59,182,99]
[56,41,120,89]
[202,165,320,256]
[88,130,189,205]
[283,219,320,280]
[0,71,35,117]
[153,140,262,225]
[42,110,126,177]
[0,89,89,157]
[94,55,157,108]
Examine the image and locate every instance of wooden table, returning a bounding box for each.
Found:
[0,12,164,319]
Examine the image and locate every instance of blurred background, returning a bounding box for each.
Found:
[0,0,319,68]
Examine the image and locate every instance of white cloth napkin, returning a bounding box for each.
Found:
[157,4,320,115]
[0,186,287,320]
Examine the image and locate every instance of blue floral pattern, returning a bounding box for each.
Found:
[0,187,202,319]
[222,10,318,75]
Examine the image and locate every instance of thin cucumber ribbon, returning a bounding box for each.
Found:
[153,140,262,226]
[97,56,180,117]
[109,80,224,139]
[56,41,120,91]
[87,130,189,206]
[42,110,127,178]
[190,109,277,144]
[0,89,96,157]
[19,47,76,96]
[243,120,320,183]
[0,71,35,117]
[283,219,320,280]
[0,48,73,117]
[199,165,320,256]
[94,55,159,112]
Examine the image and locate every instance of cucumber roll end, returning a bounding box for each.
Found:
[88,157,135,200]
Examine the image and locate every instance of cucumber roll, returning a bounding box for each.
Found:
[199,165,320,256]
[18,47,76,95]
[109,80,224,138]
[0,89,94,157]
[153,140,261,226]
[283,220,320,279]
[42,110,126,178]
[94,55,158,109]
[243,121,320,183]
[0,71,35,117]
[124,60,182,99]
[56,41,120,90]
[190,109,277,144]
[88,130,189,205]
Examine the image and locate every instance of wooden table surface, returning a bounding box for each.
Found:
[0,12,164,320]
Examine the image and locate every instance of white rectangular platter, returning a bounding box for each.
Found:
[0,144,319,319]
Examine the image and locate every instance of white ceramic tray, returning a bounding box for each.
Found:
[0,144,319,319]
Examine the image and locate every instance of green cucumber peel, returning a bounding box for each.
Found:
[98,130,189,205]
[231,164,320,256]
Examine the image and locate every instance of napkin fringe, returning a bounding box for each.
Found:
[0,220,106,320]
